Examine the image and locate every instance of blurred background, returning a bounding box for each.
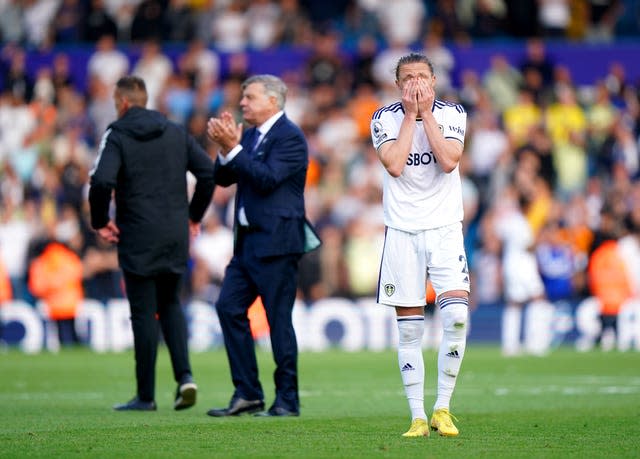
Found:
[1,0,640,353]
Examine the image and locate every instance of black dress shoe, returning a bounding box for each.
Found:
[207,397,265,417]
[254,406,300,417]
[113,397,157,411]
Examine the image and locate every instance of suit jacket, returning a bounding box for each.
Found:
[89,107,216,276]
[214,114,318,258]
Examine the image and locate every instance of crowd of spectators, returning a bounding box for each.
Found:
[1,0,640,345]
[0,0,638,50]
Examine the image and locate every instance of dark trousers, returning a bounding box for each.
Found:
[123,271,192,401]
[216,233,300,412]
[55,318,78,346]
[596,313,618,346]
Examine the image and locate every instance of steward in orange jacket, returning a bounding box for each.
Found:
[588,239,632,348]
[28,242,83,320]
[588,239,632,316]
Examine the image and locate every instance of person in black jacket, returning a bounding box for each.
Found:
[88,76,216,411]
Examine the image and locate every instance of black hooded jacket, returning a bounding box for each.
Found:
[88,107,215,276]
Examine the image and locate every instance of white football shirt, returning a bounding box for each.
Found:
[370,99,467,232]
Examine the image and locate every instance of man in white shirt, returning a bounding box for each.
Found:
[370,53,469,438]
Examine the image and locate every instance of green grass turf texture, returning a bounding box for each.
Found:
[1,345,639,458]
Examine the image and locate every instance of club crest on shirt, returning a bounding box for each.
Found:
[384,283,395,296]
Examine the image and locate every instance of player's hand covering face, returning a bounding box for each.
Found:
[396,62,436,118]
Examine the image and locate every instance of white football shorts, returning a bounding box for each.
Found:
[377,222,471,307]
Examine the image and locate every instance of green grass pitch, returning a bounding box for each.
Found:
[1,346,639,458]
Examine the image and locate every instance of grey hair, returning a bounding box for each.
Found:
[242,74,287,109]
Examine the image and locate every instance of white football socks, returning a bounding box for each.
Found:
[502,304,522,356]
[397,315,426,421]
[434,297,468,411]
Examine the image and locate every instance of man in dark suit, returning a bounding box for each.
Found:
[88,76,216,411]
[206,74,320,417]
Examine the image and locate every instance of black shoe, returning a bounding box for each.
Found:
[207,397,265,417]
[254,406,300,417]
[113,397,157,411]
[174,377,197,411]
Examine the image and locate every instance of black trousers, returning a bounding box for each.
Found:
[596,313,618,345]
[216,232,301,412]
[123,271,192,401]
[55,318,78,346]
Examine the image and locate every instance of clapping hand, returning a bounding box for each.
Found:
[207,111,243,156]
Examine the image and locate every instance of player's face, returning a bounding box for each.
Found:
[396,62,435,91]
[240,82,278,126]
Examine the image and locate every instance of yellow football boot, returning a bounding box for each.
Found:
[430,408,459,437]
[402,418,430,438]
